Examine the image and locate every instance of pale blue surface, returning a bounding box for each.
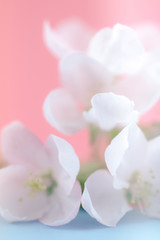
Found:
[1,210,160,240]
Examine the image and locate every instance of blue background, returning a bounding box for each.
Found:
[1,210,160,240]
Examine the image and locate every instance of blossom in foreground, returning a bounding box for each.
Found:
[43,24,160,135]
[0,122,81,226]
[82,123,160,226]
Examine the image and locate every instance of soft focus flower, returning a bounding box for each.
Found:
[0,122,81,226]
[43,18,94,58]
[43,24,160,135]
[82,123,160,226]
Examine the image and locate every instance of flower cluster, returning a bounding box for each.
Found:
[0,19,160,227]
[43,20,160,136]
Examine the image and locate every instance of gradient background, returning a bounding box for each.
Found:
[1,0,160,159]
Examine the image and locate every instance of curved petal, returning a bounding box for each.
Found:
[43,20,74,58]
[1,121,48,167]
[82,170,131,226]
[56,18,94,52]
[43,19,94,58]
[88,27,112,61]
[60,54,112,104]
[88,24,145,74]
[45,135,80,194]
[105,123,148,189]
[0,166,49,222]
[113,61,160,114]
[43,88,86,135]
[84,92,138,131]
[39,181,81,226]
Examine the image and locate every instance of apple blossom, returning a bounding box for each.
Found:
[0,122,81,226]
[43,25,160,135]
[82,123,160,226]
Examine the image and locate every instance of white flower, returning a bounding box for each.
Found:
[43,23,160,135]
[43,18,94,58]
[82,123,160,226]
[0,122,81,226]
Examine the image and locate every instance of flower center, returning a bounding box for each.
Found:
[25,170,57,197]
[125,170,160,214]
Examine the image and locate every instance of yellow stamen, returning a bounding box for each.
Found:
[25,170,57,197]
[126,170,159,215]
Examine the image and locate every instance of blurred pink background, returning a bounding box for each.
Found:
[1,0,160,159]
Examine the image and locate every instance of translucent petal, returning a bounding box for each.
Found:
[1,122,48,168]
[43,20,74,58]
[43,88,86,135]
[60,54,112,104]
[45,135,80,194]
[56,18,94,52]
[88,24,145,74]
[113,61,160,114]
[82,170,131,226]
[105,123,148,189]
[43,19,94,58]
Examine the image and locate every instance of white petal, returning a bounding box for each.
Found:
[43,20,74,58]
[45,135,80,194]
[60,54,112,104]
[43,88,86,135]
[84,92,138,131]
[88,24,145,74]
[43,19,94,58]
[105,123,148,189]
[145,194,160,219]
[82,170,131,226]
[1,121,48,167]
[113,61,160,114]
[56,18,94,52]
[88,27,112,60]
[0,166,49,222]
[39,181,81,226]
